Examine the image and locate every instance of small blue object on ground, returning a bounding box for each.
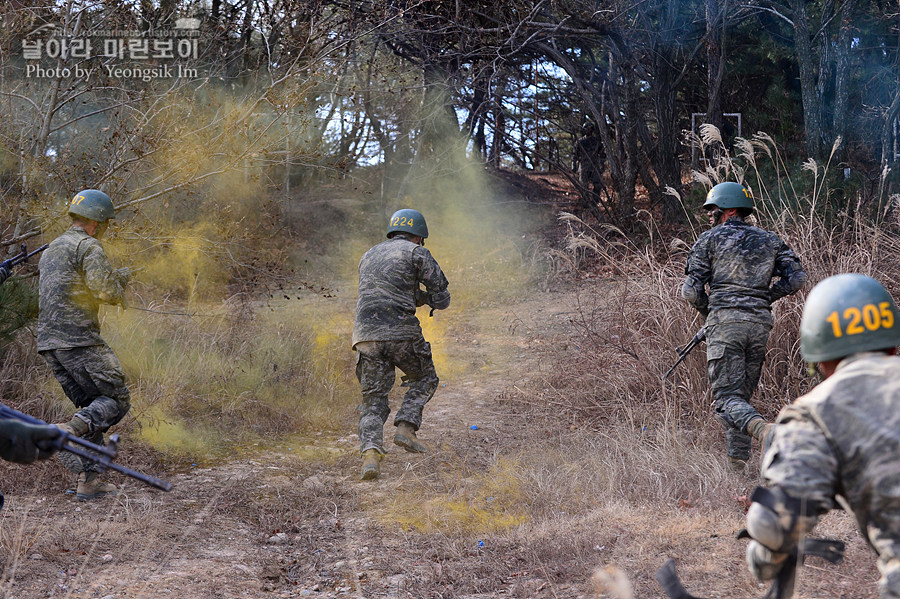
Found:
[470,425,478,430]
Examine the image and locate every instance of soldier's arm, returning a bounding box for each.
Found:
[681,239,711,317]
[762,407,839,509]
[746,410,838,582]
[768,242,807,303]
[80,240,128,306]
[415,248,450,311]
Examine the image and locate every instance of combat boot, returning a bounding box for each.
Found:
[53,417,89,437]
[747,418,773,443]
[728,457,748,473]
[76,472,118,501]
[393,421,426,453]
[360,449,382,481]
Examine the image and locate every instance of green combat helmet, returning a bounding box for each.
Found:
[800,273,900,362]
[67,189,116,222]
[703,182,754,213]
[387,209,428,239]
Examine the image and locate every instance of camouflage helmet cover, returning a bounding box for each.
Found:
[67,189,116,222]
[800,273,900,362]
[703,182,754,213]
[387,209,428,239]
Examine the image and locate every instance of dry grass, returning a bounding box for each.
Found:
[551,129,900,435]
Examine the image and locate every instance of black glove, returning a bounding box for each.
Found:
[0,264,10,286]
[0,420,61,463]
[415,287,432,308]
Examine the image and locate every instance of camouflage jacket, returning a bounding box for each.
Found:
[762,353,900,555]
[682,217,805,327]
[352,236,449,347]
[37,226,127,351]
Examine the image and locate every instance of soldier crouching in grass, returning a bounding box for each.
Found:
[351,209,450,481]
[38,190,132,501]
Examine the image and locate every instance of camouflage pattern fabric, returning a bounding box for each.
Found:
[352,236,449,347]
[355,339,439,453]
[40,346,130,434]
[37,226,127,351]
[682,216,805,460]
[707,320,770,460]
[682,217,806,327]
[36,226,130,475]
[762,352,900,598]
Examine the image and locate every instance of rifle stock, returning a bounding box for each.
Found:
[663,327,707,379]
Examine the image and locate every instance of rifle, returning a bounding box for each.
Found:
[0,403,172,495]
[663,327,706,379]
[656,537,845,599]
[0,243,49,272]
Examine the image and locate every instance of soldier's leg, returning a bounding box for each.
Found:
[391,338,439,431]
[708,326,762,461]
[355,342,394,454]
[43,347,130,481]
[55,346,131,434]
[743,325,771,400]
[40,349,93,434]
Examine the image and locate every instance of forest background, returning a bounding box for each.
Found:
[0,1,900,596]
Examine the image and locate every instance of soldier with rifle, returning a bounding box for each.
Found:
[682,182,806,470]
[352,209,450,480]
[744,273,900,598]
[37,189,132,501]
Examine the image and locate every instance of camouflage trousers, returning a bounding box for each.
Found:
[355,337,439,454]
[40,345,131,474]
[706,321,770,461]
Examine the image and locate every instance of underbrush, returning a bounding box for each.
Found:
[1,297,358,473]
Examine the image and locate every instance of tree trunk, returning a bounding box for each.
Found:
[489,75,507,168]
[790,0,824,159]
[831,0,855,160]
[705,0,726,135]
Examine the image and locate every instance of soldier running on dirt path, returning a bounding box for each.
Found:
[682,182,807,471]
[351,209,450,480]
[745,273,900,598]
[37,189,132,501]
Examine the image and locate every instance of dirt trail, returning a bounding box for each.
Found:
[0,286,582,599]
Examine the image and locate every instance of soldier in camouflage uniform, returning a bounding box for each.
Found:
[745,273,900,598]
[682,182,806,469]
[38,189,131,501]
[352,209,450,480]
